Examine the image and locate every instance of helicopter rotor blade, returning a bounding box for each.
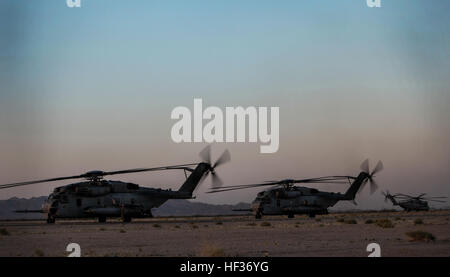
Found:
[213,149,231,169]
[396,193,413,198]
[211,172,224,188]
[199,145,212,164]
[383,193,388,203]
[293,176,355,183]
[207,184,274,193]
[200,147,230,189]
[0,163,200,190]
[369,178,379,195]
[208,176,356,194]
[371,160,383,175]
[426,199,447,203]
[209,181,281,190]
[360,159,369,173]
[0,174,86,190]
[102,163,199,176]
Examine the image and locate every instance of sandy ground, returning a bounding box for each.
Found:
[0,210,449,257]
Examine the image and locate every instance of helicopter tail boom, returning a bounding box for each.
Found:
[383,192,399,205]
[178,162,211,195]
[342,172,369,200]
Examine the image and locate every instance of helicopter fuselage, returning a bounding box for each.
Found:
[41,180,194,222]
[251,186,349,218]
[397,199,429,211]
[384,194,432,212]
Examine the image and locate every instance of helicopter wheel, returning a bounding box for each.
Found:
[288,213,294,219]
[122,216,132,223]
[98,216,106,223]
[308,213,316,218]
[46,215,55,224]
[255,211,262,219]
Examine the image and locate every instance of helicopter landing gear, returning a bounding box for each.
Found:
[308,213,316,218]
[255,210,262,219]
[98,216,106,223]
[288,213,295,219]
[46,214,55,224]
[122,216,132,223]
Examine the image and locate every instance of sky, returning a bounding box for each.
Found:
[0,0,449,210]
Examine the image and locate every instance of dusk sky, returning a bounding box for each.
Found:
[1,0,449,210]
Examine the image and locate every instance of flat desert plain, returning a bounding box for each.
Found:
[0,210,449,257]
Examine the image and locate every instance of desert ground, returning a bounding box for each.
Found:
[0,210,449,257]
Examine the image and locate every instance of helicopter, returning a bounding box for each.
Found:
[208,159,383,219]
[0,146,230,223]
[382,191,447,211]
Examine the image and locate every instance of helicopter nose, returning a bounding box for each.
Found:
[251,201,262,210]
[48,201,59,214]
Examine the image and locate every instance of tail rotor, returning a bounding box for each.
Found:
[359,159,383,194]
[382,190,390,203]
[199,145,230,188]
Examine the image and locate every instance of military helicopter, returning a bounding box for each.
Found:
[382,191,447,211]
[208,159,383,219]
[0,146,230,223]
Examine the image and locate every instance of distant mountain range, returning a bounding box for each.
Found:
[0,196,251,220]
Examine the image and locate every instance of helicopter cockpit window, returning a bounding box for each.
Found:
[60,195,69,203]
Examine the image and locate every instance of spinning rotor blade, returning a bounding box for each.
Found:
[382,190,391,203]
[199,145,212,164]
[371,161,384,175]
[211,172,224,188]
[213,149,231,168]
[357,159,383,195]
[370,178,379,194]
[360,159,369,173]
[199,146,231,188]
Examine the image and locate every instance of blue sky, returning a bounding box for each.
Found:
[1,0,449,208]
